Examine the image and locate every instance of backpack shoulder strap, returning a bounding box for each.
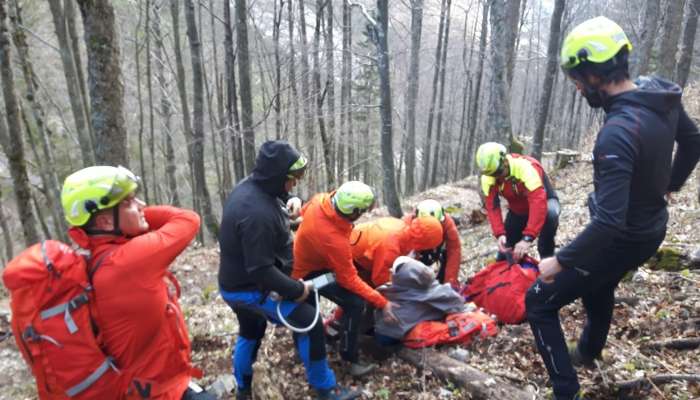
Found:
[86,248,116,284]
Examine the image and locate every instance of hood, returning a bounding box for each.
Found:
[605,76,681,113]
[251,140,301,197]
[391,257,436,289]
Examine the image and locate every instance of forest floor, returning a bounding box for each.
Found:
[1,155,698,400]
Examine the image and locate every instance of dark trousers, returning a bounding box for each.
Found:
[505,198,560,258]
[307,281,366,363]
[525,231,665,399]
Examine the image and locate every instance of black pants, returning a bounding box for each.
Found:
[504,198,560,258]
[525,231,665,399]
[306,280,366,363]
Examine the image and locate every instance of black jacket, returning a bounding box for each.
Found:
[557,77,700,271]
[218,140,304,299]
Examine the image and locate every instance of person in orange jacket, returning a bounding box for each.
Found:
[292,181,399,377]
[475,142,560,261]
[403,200,462,289]
[61,166,214,400]
[350,216,444,288]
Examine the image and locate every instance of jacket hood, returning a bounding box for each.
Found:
[605,76,681,113]
[391,257,436,290]
[251,140,301,197]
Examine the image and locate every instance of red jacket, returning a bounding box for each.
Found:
[68,206,200,400]
[292,193,388,309]
[481,154,547,238]
[403,214,461,286]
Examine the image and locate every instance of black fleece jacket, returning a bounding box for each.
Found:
[218,140,305,299]
[557,76,700,272]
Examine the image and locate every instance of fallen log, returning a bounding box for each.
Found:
[398,348,534,400]
[642,337,700,351]
[617,374,700,390]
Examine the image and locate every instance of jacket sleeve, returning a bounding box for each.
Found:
[323,237,388,309]
[442,216,461,286]
[112,206,200,282]
[484,186,506,238]
[371,241,400,287]
[668,104,700,192]
[523,186,547,237]
[556,126,637,272]
[238,211,304,299]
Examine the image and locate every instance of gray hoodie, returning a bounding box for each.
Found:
[374,258,465,339]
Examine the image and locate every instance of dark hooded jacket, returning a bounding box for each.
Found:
[218,140,305,299]
[374,257,464,339]
[557,77,700,271]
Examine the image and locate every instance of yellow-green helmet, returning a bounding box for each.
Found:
[287,154,308,178]
[333,181,375,215]
[416,199,445,222]
[61,166,140,226]
[475,142,507,176]
[560,16,632,71]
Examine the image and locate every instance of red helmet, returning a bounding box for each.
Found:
[408,216,444,251]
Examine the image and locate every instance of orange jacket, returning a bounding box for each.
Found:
[292,193,388,309]
[68,206,200,400]
[403,214,461,286]
[350,217,443,287]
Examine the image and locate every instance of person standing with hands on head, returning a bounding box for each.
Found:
[527,17,700,400]
[60,166,214,399]
[475,142,560,261]
[218,140,360,400]
[292,181,400,377]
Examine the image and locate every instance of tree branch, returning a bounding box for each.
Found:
[617,374,700,390]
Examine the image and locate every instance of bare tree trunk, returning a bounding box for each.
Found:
[0,0,38,245]
[325,0,336,179]
[430,0,452,187]
[658,0,685,79]
[184,0,219,239]
[505,0,521,86]
[235,0,256,174]
[404,0,423,194]
[77,0,129,166]
[676,0,700,88]
[635,0,661,76]
[64,0,93,144]
[145,0,159,204]
[223,0,245,181]
[298,0,316,188]
[455,2,478,180]
[135,3,148,201]
[531,0,565,160]
[464,0,489,176]
[152,0,180,206]
[48,0,94,165]
[313,0,334,189]
[273,0,283,139]
[10,0,66,240]
[420,0,448,191]
[486,0,514,144]
[373,0,402,217]
[341,0,354,180]
[286,0,300,148]
[0,191,12,260]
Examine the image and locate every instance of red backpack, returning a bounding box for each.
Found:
[403,311,498,349]
[2,240,124,399]
[461,256,539,324]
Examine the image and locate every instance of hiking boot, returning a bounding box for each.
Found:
[315,385,362,400]
[349,361,376,377]
[567,343,595,369]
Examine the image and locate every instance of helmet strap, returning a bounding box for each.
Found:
[83,207,123,236]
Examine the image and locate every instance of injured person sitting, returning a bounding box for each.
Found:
[374,256,465,342]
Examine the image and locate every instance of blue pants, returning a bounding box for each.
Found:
[220,289,336,391]
[525,232,664,399]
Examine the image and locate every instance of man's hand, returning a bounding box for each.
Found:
[381,301,400,325]
[539,257,563,283]
[665,191,674,204]
[286,197,302,220]
[513,240,531,261]
[294,280,313,303]
[497,235,509,253]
